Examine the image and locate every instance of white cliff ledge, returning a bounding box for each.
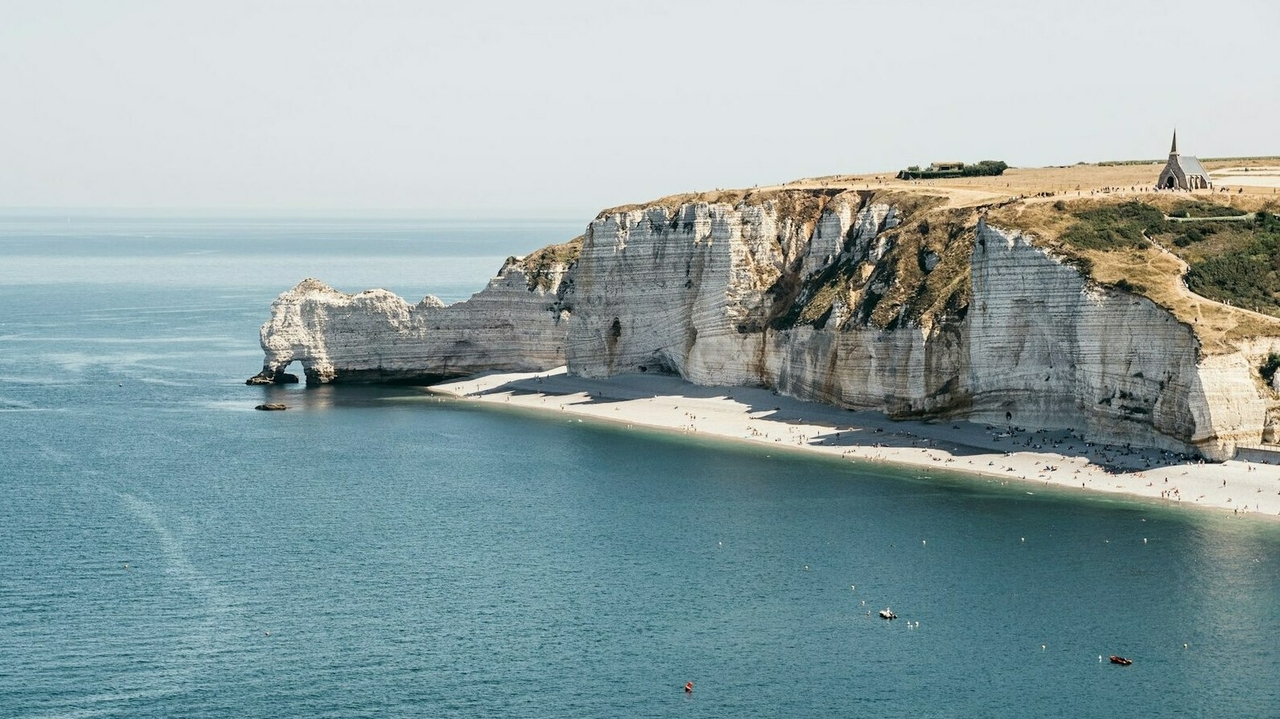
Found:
[247,243,575,385]
[251,189,1280,461]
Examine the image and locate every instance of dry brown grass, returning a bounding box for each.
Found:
[865,206,976,331]
[986,196,1280,354]
[773,199,971,333]
[921,159,1280,198]
[512,236,583,292]
[1075,245,1280,354]
[590,162,1280,353]
[913,163,1166,196]
[599,186,850,219]
[986,194,1277,240]
[601,160,1280,221]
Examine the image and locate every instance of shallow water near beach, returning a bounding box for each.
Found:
[2,214,1278,718]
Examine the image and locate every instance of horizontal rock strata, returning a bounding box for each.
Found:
[247,250,573,385]
[253,191,1280,459]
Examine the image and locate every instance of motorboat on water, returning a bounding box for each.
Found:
[879,608,897,620]
[1109,655,1132,666]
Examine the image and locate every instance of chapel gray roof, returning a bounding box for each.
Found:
[1177,155,1210,178]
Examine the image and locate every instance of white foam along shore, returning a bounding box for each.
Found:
[429,367,1280,521]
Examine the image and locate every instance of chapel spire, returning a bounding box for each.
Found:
[1156,130,1211,190]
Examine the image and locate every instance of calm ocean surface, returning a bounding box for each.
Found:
[1,213,1278,718]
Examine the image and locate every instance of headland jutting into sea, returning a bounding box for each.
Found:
[248,151,1280,519]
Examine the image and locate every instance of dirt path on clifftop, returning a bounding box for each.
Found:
[756,178,1012,209]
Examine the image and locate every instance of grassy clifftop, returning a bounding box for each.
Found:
[506,236,583,292]
[988,195,1280,353]
[582,161,1280,353]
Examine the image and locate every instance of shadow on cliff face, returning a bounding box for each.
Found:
[463,372,1197,475]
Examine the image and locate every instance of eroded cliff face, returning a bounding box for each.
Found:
[966,223,1269,458]
[563,192,967,415]
[560,196,1270,459]
[563,197,858,384]
[247,248,574,385]
[252,192,1278,459]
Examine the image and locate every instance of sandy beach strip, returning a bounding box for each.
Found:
[429,367,1280,521]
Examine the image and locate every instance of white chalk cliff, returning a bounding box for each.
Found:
[248,248,573,385]
[252,190,1280,460]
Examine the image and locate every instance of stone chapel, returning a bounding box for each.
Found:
[1157,130,1212,190]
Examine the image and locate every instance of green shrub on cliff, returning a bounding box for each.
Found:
[1059,202,1164,250]
[1184,227,1280,312]
[772,201,973,333]
[1261,352,1280,383]
[1052,198,1280,317]
[1111,278,1147,294]
[513,236,583,292]
[1168,200,1247,219]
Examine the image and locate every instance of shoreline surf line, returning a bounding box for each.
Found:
[427,367,1280,523]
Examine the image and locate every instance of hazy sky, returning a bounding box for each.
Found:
[2,0,1276,216]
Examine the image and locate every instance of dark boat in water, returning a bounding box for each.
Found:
[1109,655,1132,666]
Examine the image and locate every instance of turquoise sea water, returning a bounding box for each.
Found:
[1,214,1278,718]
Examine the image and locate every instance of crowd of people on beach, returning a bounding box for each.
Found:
[446,371,1280,518]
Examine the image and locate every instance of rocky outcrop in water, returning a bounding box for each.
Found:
[252,190,1280,459]
[246,241,576,385]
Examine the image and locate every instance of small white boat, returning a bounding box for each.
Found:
[879,608,897,620]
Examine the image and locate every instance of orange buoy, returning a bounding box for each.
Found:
[684,681,694,693]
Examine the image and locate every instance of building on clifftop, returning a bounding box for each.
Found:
[1157,130,1212,190]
